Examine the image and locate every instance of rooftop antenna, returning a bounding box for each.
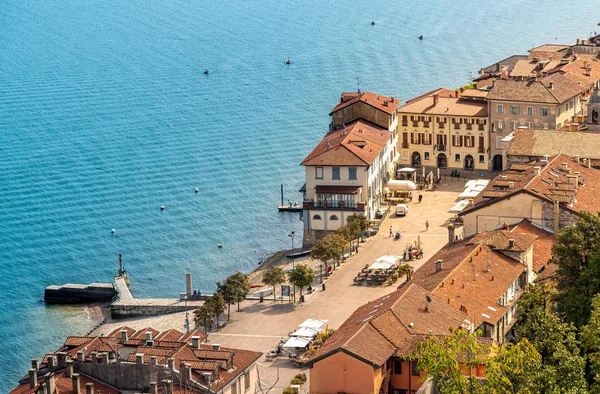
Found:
[357,77,361,93]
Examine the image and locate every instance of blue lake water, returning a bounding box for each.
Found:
[0,0,598,389]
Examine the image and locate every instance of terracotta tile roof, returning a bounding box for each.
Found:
[10,372,119,394]
[481,55,528,75]
[470,230,537,253]
[309,283,467,366]
[192,348,233,360]
[411,234,527,326]
[179,329,207,343]
[64,336,93,347]
[512,220,554,272]
[460,154,600,216]
[180,359,220,371]
[460,89,488,99]
[510,59,560,79]
[559,58,600,88]
[301,119,391,166]
[154,329,184,341]
[106,326,135,338]
[130,327,160,340]
[507,129,600,160]
[487,75,584,104]
[330,91,400,116]
[398,90,487,117]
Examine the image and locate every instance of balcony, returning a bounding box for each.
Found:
[303,200,366,210]
[478,147,485,153]
[436,144,446,151]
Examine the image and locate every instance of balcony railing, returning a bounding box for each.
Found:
[478,147,485,153]
[303,201,366,210]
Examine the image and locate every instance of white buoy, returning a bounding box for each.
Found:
[160,205,165,211]
[111,229,116,234]
[195,188,199,193]
[218,244,223,248]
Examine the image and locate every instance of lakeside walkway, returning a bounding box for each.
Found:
[94,181,465,392]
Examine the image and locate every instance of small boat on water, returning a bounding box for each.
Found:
[285,59,293,65]
[203,69,211,74]
[419,35,424,40]
[371,21,376,25]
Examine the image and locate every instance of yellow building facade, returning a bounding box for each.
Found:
[397,88,489,172]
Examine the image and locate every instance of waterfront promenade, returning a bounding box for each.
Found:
[94,181,464,392]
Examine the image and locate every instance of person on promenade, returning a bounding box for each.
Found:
[389,226,393,238]
[409,192,413,202]
[418,194,423,203]
[425,220,429,231]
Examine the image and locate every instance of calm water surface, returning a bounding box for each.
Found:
[0,0,597,389]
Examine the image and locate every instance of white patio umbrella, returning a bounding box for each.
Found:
[291,327,319,338]
[298,318,328,332]
[368,255,401,270]
[282,337,311,349]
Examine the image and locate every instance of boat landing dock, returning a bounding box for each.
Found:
[278,205,302,212]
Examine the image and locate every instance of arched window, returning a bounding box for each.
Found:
[330,215,339,221]
[312,214,322,220]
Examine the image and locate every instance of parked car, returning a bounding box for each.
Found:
[395,204,408,217]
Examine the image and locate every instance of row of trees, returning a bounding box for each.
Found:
[311,213,369,272]
[262,264,315,301]
[193,271,250,337]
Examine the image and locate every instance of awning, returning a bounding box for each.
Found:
[386,180,416,191]
[458,188,483,199]
[315,185,361,194]
[450,199,471,213]
[291,327,319,338]
[464,179,490,188]
[298,319,329,332]
[398,167,416,172]
[369,255,401,270]
[282,337,311,349]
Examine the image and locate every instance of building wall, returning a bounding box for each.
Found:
[304,165,368,202]
[331,101,397,130]
[461,193,541,237]
[396,112,489,171]
[390,360,426,392]
[223,364,257,394]
[487,97,582,169]
[310,352,379,394]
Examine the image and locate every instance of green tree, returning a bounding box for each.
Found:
[288,264,314,297]
[344,213,369,250]
[414,328,488,394]
[194,304,214,338]
[230,271,250,311]
[216,279,237,321]
[553,211,600,327]
[485,339,543,394]
[206,292,227,329]
[311,233,346,272]
[514,284,588,393]
[262,266,287,301]
[580,293,600,391]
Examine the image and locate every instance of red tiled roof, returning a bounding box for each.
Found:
[330,91,400,116]
[487,75,584,104]
[301,119,391,166]
[512,220,554,272]
[10,372,118,394]
[398,89,487,117]
[310,283,467,366]
[155,329,184,341]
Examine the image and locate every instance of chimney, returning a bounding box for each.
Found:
[151,356,158,366]
[167,358,175,370]
[533,166,541,176]
[553,199,560,238]
[145,331,152,342]
[491,275,495,281]
[29,369,37,389]
[435,260,444,272]
[136,353,144,365]
[77,351,85,363]
[588,158,592,169]
[150,382,159,394]
[447,224,455,245]
[47,356,57,370]
[192,336,201,349]
[508,239,515,248]
[202,372,213,385]
[575,154,580,163]
[433,94,439,106]
[561,162,569,171]
[548,81,554,90]
[72,373,81,394]
[162,379,173,394]
[212,344,221,351]
[120,329,128,343]
[391,97,395,103]
[32,358,39,371]
[508,181,515,188]
[85,382,94,394]
[185,363,193,382]
[45,374,56,394]
[66,359,74,378]
[567,174,579,188]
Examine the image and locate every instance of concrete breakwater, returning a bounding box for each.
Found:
[44,283,115,304]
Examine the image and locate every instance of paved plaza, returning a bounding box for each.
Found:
[95,181,465,392]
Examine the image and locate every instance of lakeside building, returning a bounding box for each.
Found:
[396,88,490,172]
[458,154,600,238]
[300,92,400,246]
[307,220,553,393]
[486,74,586,170]
[10,327,261,394]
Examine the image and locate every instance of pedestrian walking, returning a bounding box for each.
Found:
[425,220,429,231]
[389,225,393,238]
[409,192,413,202]
[418,194,423,203]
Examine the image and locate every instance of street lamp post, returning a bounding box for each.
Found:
[288,231,296,301]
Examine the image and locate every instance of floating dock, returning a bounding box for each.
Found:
[44,283,116,304]
[278,205,302,212]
